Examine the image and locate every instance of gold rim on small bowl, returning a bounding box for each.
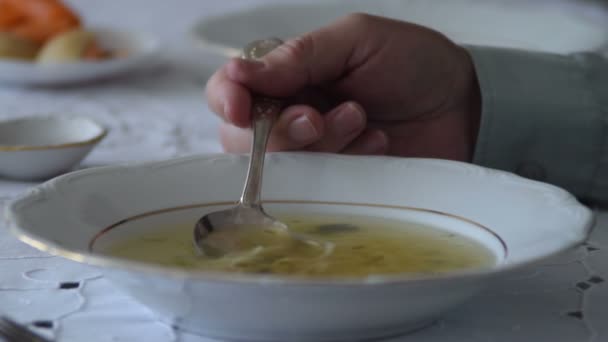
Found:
[0,116,108,152]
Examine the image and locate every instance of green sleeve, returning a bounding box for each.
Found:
[465,45,608,204]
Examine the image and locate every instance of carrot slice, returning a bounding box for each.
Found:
[1,0,81,44]
[0,1,24,30]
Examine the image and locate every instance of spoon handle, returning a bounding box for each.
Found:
[240,97,282,208]
[239,38,284,208]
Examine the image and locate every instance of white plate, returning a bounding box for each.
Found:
[0,28,159,86]
[6,153,592,341]
[191,0,608,58]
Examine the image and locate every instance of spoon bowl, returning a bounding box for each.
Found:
[193,204,290,257]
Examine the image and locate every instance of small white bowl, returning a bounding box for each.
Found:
[0,28,159,86]
[0,116,107,181]
[5,153,593,341]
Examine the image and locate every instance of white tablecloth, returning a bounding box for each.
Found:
[1,1,608,341]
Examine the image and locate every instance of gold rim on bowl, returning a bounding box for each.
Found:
[8,199,516,286]
[0,116,108,152]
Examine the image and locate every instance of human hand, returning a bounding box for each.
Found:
[206,13,480,161]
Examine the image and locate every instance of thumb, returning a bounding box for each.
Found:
[224,14,367,97]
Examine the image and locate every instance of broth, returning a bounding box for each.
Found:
[107,212,496,278]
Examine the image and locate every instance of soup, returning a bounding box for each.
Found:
[107,212,496,278]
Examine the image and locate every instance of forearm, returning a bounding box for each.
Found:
[465,45,608,204]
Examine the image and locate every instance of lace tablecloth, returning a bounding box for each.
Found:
[1,1,607,341]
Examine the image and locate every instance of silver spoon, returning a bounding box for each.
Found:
[193,38,319,257]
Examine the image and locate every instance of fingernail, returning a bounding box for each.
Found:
[333,103,364,136]
[288,115,319,143]
[362,131,389,154]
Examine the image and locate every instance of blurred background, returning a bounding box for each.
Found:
[61,0,608,53]
[1,0,607,171]
[58,0,608,91]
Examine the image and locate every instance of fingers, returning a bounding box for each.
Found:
[308,102,366,152]
[219,124,250,153]
[266,105,324,151]
[342,129,389,155]
[219,105,324,153]
[205,68,251,128]
[219,100,388,156]
[206,13,380,127]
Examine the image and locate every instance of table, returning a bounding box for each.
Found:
[1,1,607,341]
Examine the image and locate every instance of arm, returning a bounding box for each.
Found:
[466,46,608,205]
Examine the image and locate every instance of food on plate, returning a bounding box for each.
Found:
[108,212,495,278]
[0,0,115,63]
[0,32,39,60]
[0,0,80,44]
[36,29,109,63]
